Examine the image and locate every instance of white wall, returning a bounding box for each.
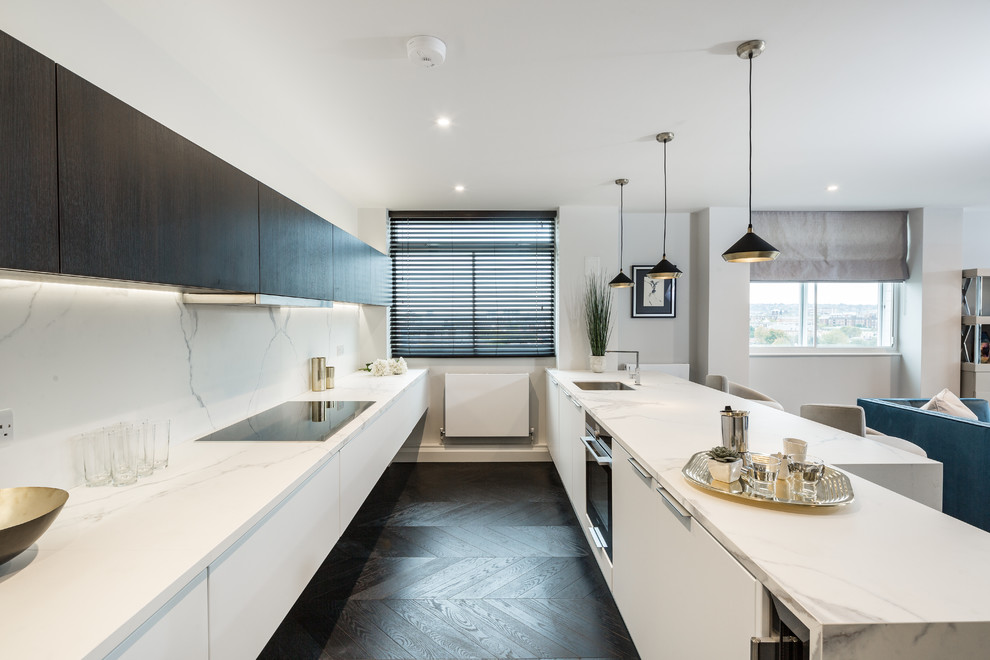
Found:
[751,355,900,414]
[963,209,990,269]
[901,208,963,396]
[691,208,751,384]
[0,279,367,489]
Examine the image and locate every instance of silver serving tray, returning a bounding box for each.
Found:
[681,451,855,507]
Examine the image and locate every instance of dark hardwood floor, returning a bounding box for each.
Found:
[259,462,640,660]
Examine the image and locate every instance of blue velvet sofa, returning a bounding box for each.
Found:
[858,397,990,532]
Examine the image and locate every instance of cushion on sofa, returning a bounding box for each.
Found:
[921,388,978,420]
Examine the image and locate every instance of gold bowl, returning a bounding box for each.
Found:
[0,487,69,566]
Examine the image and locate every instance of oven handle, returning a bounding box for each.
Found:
[588,526,608,549]
[581,435,612,466]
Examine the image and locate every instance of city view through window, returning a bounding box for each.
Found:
[750,282,895,348]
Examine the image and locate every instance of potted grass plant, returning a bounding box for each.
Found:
[585,272,613,372]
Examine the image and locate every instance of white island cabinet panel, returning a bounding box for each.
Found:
[339,375,428,525]
[611,441,664,660]
[613,439,767,658]
[106,570,208,660]
[208,453,341,660]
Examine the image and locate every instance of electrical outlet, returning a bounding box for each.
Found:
[337,344,345,356]
[0,409,12,441]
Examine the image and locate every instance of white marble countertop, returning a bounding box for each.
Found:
[0,369,428,660]
[550,369,990,658]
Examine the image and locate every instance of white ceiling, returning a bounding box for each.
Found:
[4,0,990,213]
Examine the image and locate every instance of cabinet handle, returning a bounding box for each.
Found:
[588,526,608,549]
[562,389,582,410]
[550,376,558,387]
[657,486,691,519]
[627,456,652,481]
[581,436,612,465]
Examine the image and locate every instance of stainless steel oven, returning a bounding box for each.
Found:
[582,413,612,560]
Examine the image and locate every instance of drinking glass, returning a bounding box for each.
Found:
[109,423,138,486]
[743,453,781,498]
[151,419,170,470]
[136,421,155,477]
[81,428,111,487]
[788,455,825,498]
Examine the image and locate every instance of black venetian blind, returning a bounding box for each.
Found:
[389,211,556,357]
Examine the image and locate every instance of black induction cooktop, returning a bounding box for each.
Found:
[195,400,375,442]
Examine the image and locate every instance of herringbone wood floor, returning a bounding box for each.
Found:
[259,462,640,659]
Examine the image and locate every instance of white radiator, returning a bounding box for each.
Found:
[443,373,530,439]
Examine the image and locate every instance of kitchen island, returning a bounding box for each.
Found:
[0,369,428,659]
[549,369,990,659]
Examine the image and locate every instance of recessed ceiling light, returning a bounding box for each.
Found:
[454,184,465,192]
[436,116,452,128]
[826,184,839,192]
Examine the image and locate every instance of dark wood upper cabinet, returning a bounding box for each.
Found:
[0,30,58,273]
[56,66,259,291]
[333,225,391,306]
[259,185,333,300]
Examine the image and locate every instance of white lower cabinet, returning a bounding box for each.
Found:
[339,375,427,525]
[208,454,341,660]
[106,570,208,660]
[557,386,584,510]
[612,440,768,659]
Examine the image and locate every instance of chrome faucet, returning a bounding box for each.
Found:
[606,350,640,385]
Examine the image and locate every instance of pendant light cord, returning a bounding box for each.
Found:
[618,182,624,271]
[663,141,669,254]
[748,52,754,232]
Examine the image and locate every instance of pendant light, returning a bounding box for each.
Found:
[609,178,634,288]
[647,132,682,279]
[722,39,780,263]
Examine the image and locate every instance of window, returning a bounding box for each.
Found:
[389,211,556,357]
[750,282,896,349]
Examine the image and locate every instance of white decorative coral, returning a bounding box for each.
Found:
[389,357,408,375]
[369,358,390,377]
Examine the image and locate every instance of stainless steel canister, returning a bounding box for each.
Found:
[720,406,749,453]
[311,357,327,391]
[326,365,335,390]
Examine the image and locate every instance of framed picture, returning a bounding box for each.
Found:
[631,265,676,318]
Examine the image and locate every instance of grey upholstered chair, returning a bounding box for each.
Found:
[799,403,927,457]
[705,374,785,411]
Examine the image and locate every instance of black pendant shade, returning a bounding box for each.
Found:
[721,225,780,262]
[609,270,634,287]
[646,132,682,280]
[648,256,682,279]
[610,178,631,288]
[723,39,780,264]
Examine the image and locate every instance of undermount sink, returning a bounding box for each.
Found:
[573,381,635,391]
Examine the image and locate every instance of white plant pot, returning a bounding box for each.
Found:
[708,457,742,483]
[590,355,606,373]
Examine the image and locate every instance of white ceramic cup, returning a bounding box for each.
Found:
[783,437,808,459]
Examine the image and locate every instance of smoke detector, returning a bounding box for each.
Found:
[407,35,446,68]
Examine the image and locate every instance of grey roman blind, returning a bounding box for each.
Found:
[389,211,556,357]
[749,211,909,282]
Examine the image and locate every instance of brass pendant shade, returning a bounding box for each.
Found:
[647,132,682,280]
[723,39,780,264]
[610,178,633,288]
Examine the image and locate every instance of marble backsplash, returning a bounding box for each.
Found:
[0,277,368,489]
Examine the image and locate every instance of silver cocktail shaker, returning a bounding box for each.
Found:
[720,406,749,453]
[311,357,327,391]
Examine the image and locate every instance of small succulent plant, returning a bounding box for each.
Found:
[706,446,741,463]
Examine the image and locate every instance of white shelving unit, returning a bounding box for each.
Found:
[961,269,990,399]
